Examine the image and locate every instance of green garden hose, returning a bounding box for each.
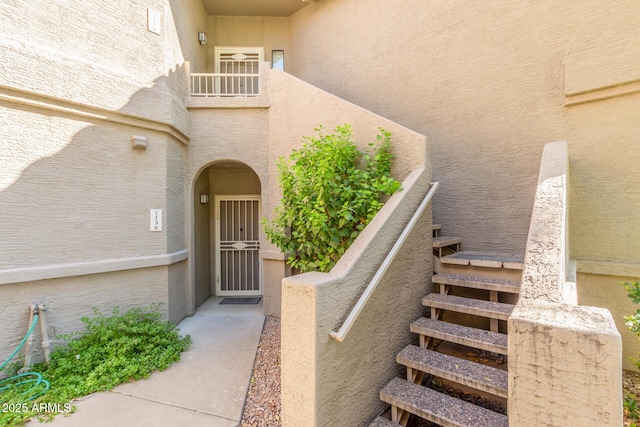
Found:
[0,310,50,402]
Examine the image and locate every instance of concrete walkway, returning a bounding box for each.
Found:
[32,297,265,427]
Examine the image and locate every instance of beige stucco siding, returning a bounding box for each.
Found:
[578,272,640,372]
[187,108,269,197]
[288,0,640,261]
[288,0,640,368]
[0,267,169,363]
[265,69,427,201]
[193,171,211,307]
[0,0,206,361]
[0,0,206,135]
[568,92,640,264]
[281,169,433,426]
[0,109,168,268]
[200,16,290,73]
[186,107,270,305]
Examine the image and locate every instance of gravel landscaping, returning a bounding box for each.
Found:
[240,316,282,427]
[240,317,636,426]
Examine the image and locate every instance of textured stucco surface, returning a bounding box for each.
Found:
[264,67,428,252]
[193,171,211,307]
[287,0,640,263]
[509,142,622,425]
[3,0,639,383]
[186,108,270,305]
[281,169,432,427]
[261,259,287,317]
[0,267,168,363]
[0,0,206,361]
[203,16,290,73]
[578,272,640,372]
[287,0,640,365]
[520,141,569,303]
[509,302,622,426]
[264,69,428,321]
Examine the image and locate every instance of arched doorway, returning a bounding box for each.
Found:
[193,161,262,307]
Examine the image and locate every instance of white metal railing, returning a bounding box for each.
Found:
[330,181,440,342]
[191,73,261,97]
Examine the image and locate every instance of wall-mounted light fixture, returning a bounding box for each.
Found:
[200,194,209,204]
[198,32,207,45]
[131,135,148,150]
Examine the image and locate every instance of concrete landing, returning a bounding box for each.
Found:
[31,297,265,427]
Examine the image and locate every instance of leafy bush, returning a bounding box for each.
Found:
[623,280,640,426]
[0,304,190,426]
[262,124,401,273]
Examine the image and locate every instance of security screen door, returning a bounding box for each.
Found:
[214,47,263,96]
[215,196,261,296]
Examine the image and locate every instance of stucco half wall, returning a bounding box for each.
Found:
[508,141,622,427]
[257,69,428,317]
[281,168,433,427]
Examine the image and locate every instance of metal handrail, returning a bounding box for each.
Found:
[329,181,439,342]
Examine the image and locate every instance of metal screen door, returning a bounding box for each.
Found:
[215,196,261,296]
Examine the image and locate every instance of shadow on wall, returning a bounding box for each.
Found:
[191,161,263,309]
[0,65,191,364]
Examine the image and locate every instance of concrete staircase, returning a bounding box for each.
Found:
[370,225,523,427]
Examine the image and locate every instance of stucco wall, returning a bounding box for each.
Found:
[288,0,640,365]
[288,0,640,261]
[263,69,428,318]
[281,169,432,427]
[209,169,261,195]
[193,172,211,307]
[0,267,169,364]
[201,16,290,73]
[508,141,621,426]
[0,111,169,268]
[578,272,640,372]
[265,70,427,222]
[509,303,621,426]
[186,107,269,305]
[0,0,205,361]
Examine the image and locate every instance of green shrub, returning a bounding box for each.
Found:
[262,124,401,273]
[623,280,640,426]
[0,304,190,426]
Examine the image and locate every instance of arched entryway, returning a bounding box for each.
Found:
[192,160,262,308]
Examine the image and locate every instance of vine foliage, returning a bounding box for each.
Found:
[262,124,401,273]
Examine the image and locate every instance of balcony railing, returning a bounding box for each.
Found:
[190,73,261,97]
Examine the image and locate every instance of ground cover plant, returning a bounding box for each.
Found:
[263,124,401,273]
[0,304,190,426]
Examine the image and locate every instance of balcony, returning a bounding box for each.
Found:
[185,62,270,109]
[191,73,260,97]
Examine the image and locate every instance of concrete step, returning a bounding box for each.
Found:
[440,251,524,270]
[411,318,507,355]
[397,345,508,398]
[368,416,399,427]
[433,236,462,248]
[380,377,508,427]
[433,273,520,294]
[422,294,514,321]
